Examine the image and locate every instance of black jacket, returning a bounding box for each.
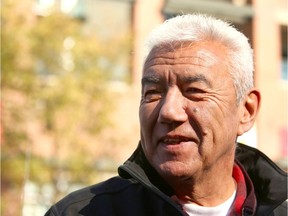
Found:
[45,143,287,216]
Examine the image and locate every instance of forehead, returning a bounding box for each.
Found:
[142,42,230,84]
[143,41,229,79]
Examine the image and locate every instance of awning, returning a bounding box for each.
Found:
[163,0,254,23]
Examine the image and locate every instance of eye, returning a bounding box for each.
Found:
[143,89,162,102]
[186,87,205,94]
[184,87,206,100]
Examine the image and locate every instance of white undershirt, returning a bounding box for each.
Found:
[177,190,236,216]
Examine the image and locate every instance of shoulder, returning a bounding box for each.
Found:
[236,143,288,214]
[44,176,138,216]
[235,143,287,178]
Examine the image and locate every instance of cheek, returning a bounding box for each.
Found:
[187,102,215,129]
[191,101,240,146]
[187,102,230,144]
[139,103,159,139]
[191,100,234,125]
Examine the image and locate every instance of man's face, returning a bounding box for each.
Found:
[139,41,244,182]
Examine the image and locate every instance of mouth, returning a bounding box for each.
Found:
[159,135,196,146]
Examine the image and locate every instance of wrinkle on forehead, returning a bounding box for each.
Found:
[144,42,220,70]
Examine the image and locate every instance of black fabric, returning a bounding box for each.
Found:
[44,177,183,216]
[236,144,288,215]
[118,142,174,196]
[45,143,288,216]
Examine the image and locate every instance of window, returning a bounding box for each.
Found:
[281,25,287,80]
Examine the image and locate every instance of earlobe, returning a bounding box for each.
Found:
[237,89,261,136]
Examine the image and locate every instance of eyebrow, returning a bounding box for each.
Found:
[141,74,162,85]
[141,73,212,87]
[180,74,212,87]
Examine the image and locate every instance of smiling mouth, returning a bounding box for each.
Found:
[160,135,195,145]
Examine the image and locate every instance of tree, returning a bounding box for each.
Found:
[1,0,131,215]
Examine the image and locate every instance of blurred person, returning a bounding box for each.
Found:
[45,14,287,216]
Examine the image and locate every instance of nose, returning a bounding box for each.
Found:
[158,88,187,124]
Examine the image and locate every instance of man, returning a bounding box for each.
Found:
[45,14,287,216]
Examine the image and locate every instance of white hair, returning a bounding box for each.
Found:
[144,14,254,103]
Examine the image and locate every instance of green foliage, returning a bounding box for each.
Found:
[1,0,131,214]
[2,0,36,92]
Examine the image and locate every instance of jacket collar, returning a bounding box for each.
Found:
[235,143,288,214]
[118,142,174,196]
[119,142,287,214]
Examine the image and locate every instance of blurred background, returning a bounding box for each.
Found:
[1,0,287,215]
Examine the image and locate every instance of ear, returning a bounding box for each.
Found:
[237,89,261,136]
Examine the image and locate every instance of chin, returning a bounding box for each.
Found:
[156,160,195,180]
